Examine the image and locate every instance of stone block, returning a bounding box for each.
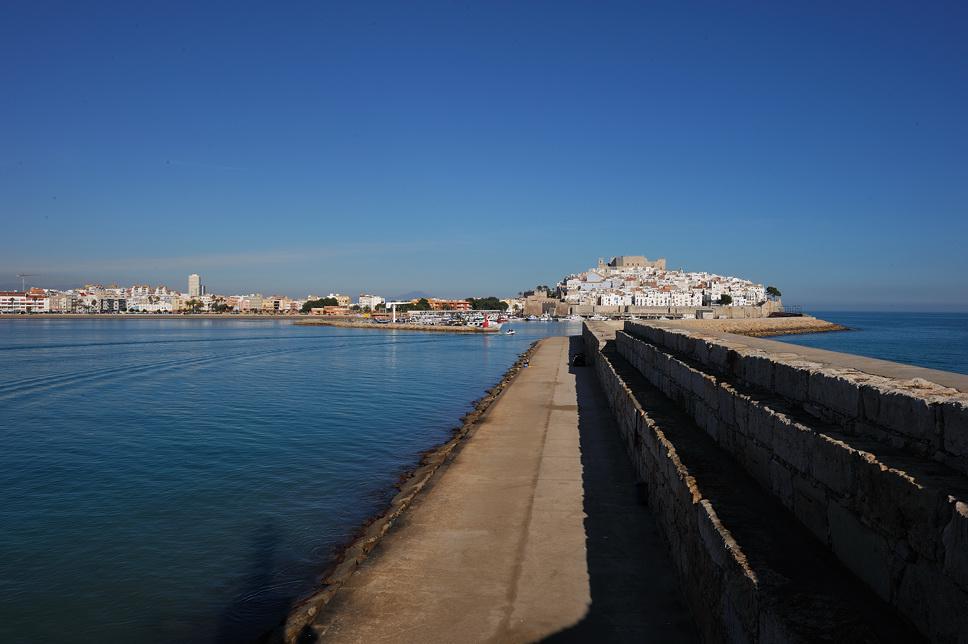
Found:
[875,388,937,447]
[746,403,777,449]
[717,385,736,425]
[810,434,856,494]
[770,459,794,510]
[745,441,772,491]
[709,343,730,373]
[739,353,774,391]
[896,559,968,643]
[733,394,752,436]
[942,500,968,592]
[827,502,892,601]
[942,400,968,457]
[773,361,809,403]
[808,369,861,419]
[772,416,811,475]
[793,476,829,543]
[694,340,710,367]
[854,453,946,558]
[703,377,720,412]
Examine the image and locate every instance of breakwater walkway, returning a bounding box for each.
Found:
[286,335,696,643]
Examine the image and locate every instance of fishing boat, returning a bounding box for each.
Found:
[505,328,515,335]
[478,314,503,331]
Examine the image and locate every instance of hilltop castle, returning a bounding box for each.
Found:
[597,255,667,271]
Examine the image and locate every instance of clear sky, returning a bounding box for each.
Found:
[2,1,966,310]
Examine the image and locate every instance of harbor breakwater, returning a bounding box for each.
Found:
[583,320,968,642]
[294,319,500,332]
[274,341,542,642]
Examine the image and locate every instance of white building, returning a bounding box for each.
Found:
[188,274,202,297]
[0,291,50,313]
[358,293,385,309]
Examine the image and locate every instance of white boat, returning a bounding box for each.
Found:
[505,329,515,335]
[479,315,503,331]
[590,314,608,321]
[539,314,552,321]
[527,315,539,321]
[566,314,583,321]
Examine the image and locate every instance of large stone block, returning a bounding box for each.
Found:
[942,400,968,457]
[772,416,811,475]
[717,385,736,426]
[708,343,730,373]
[896,559,968,643]
[773,361,809,403]
[942,500,968,592]
[793,476,829,543]
[827,502,892,602]
[874,388,938,447]
[739,353,774,391]
[733,394,752,436]
[770,458,794,510]
[808,369,861,419]
[810,434,857,494]
[744,441,772,491]
[853,453,947,559]
[746,403,777,449]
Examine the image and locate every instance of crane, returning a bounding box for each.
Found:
[384,301,413,323]
[16,273,37,291]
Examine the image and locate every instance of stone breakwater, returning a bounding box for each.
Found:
[583,320,968,642]
[294,319,499,332]
[271,341,541,643]
[661,315,848,337]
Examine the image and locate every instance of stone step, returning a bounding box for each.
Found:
[614,330,968,642]
[594,343,921,643]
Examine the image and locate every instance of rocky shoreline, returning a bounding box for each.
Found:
[268,340,543,643]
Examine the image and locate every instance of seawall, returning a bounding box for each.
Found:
[582,320,968,642]
[275,341,542,642]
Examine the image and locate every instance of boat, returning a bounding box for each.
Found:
[566,314,583,321]
[527,315,539,321]
[539,314,552,322]
[479,314,503,331]
[505,328,515,335]
[590,314,608,321]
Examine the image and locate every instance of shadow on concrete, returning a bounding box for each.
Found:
[541,336,698,642]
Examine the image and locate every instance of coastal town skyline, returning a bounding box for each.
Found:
[2,255,778,315]
[3,3,966,311]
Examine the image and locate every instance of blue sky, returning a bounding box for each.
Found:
[2,1,966,309]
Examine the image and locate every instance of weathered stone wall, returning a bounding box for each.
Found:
[589,338,761,642]
[614,324,968,642]
[624,322,968,476]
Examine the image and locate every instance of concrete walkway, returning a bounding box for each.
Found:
[303,336,694,643]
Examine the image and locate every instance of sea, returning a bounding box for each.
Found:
[777,311,968,376]
[0,319,579,643]
[1,312,966,642]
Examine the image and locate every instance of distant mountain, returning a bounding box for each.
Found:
[391,291,434,301]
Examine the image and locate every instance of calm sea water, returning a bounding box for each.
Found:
[0,319,580,643]
[777,311,968,375]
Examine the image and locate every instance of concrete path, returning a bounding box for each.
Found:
[304,336,695,643]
